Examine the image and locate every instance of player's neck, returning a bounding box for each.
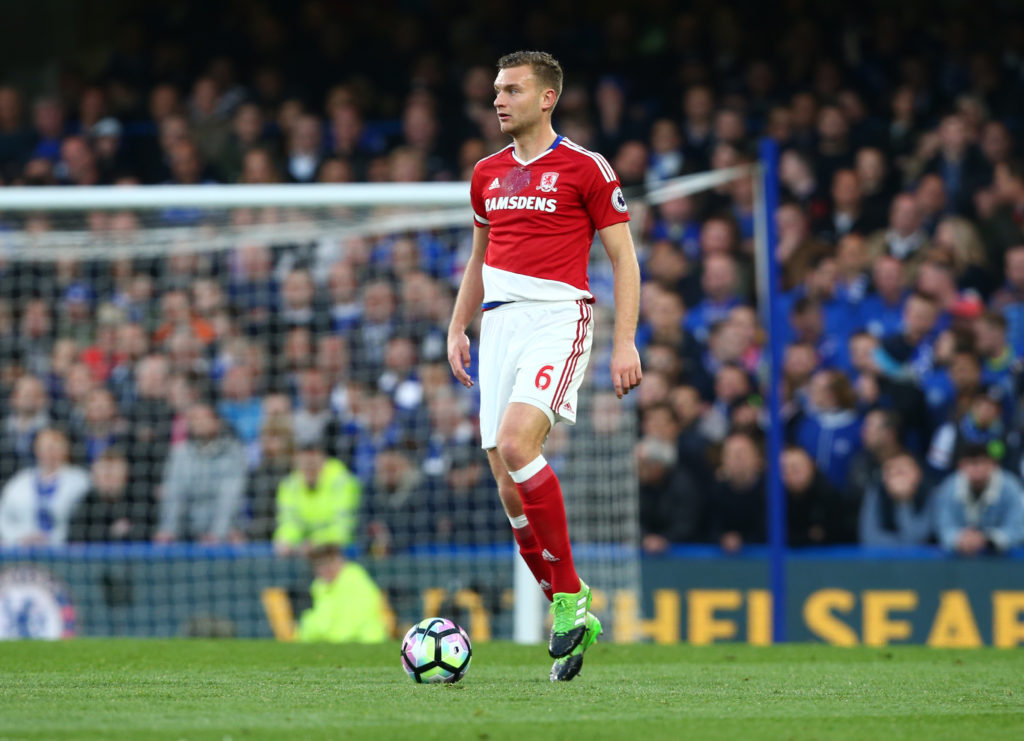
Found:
[513,123,558,163]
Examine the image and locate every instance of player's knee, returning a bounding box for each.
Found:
[496,435,532,472]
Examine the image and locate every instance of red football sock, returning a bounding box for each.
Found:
[510,456,581,595]
[509,516,553,602]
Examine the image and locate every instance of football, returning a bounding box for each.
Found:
[400,617,472,684]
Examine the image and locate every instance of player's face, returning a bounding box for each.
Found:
[493,66,545,137]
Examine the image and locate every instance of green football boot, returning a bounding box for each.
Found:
[549,611,602,682]
[548,579,592,658]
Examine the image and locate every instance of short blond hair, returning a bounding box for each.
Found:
[497,51,563,102]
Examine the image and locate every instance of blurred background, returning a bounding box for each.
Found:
[1,0,1024,645]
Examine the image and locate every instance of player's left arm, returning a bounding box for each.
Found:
[599,221,642,399]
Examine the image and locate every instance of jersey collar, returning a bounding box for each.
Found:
[511,135,564,166]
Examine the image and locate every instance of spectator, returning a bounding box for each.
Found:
[294,545,388,643]
[326,260,362,333]
[428,444,505,546]
[776,202,830,292]
[0,375,50,482]
[247,416,295,541]
[365,446,426,555]
[350,280,397,383]
[858,255,909,338]
[794,369,863,489]
[329,103,382,180]
[70,387,127,466]
[637,436,703,552]
[979,121,1014,170]
[0,85,32,173]
[30,95,65,162]
[217,364,264,462]
[935,442,1024,555]
[922,113,992,217]
[877,291,943,381]
[859,452,935,547]
[285,114,323,182]
[932,216,991,297]
[835,233,871,306]
[680,85,715,167]
[69,450,148,542]
[421,388,475,478]
[272,436,360,555]
[927,388,1015,475]
[0,428,89,546]
[292,367,334,448]
[855,146,896,225]
[379,335,424,414]
[975,311,1019,403]
[709,431,766,552]
[787,297,845,370]
[90,117,129,183]
[17,298,54,379]
[779,148,828,220]
[121,354,172,531]
[646,118,685,187]
[846,408,904,497]
[982,158,1024,257]
[847,332,928,450]
[781,445,842,546]
[216,102,271,182]
[152,289,216,349]
[684,254,742,344]
[866,192,931,263]
[153,403,246,543]
[813,105,854,187]
[816,169,878,243]
[273,268,330,337]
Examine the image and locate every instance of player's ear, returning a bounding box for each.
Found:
[541,88,558,113]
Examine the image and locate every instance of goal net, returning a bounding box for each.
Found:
[0,183,648,642]
[0,162,765,642]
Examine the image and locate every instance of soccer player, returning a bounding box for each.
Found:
[447,51,642,681]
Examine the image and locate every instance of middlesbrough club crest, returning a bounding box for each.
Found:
[537,172,559,192]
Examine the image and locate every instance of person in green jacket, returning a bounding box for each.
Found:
[273,440,361,556]
[296,544,389,643]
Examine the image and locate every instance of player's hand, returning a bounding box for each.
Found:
[447,329,474,388]
[610,341,642,399]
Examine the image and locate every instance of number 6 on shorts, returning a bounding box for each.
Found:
[535,365,554,390]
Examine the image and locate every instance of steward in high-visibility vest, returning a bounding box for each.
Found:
[296,545,389,643]
[273,445,361,551]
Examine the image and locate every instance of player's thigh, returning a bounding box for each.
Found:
[507,300,594,427]
[478,309,518,451]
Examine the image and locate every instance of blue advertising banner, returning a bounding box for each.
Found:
[2,545,1022,646]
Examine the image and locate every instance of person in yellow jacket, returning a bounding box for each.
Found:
[273,440,361,556]
[296,545,389,643]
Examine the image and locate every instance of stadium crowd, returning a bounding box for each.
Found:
[1,1,1024,556]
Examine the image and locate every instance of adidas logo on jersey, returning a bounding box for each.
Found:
[488,177,501,190]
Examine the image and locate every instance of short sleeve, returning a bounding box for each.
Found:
[581,153,630,231]
[470,166,490,227]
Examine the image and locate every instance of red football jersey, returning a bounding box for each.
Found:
[470,136,630,303]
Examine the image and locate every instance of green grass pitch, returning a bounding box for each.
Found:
[1,640,1022,741]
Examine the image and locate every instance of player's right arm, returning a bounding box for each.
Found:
[447,224,488,388]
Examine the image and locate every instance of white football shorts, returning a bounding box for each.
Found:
[478,299,594,450]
